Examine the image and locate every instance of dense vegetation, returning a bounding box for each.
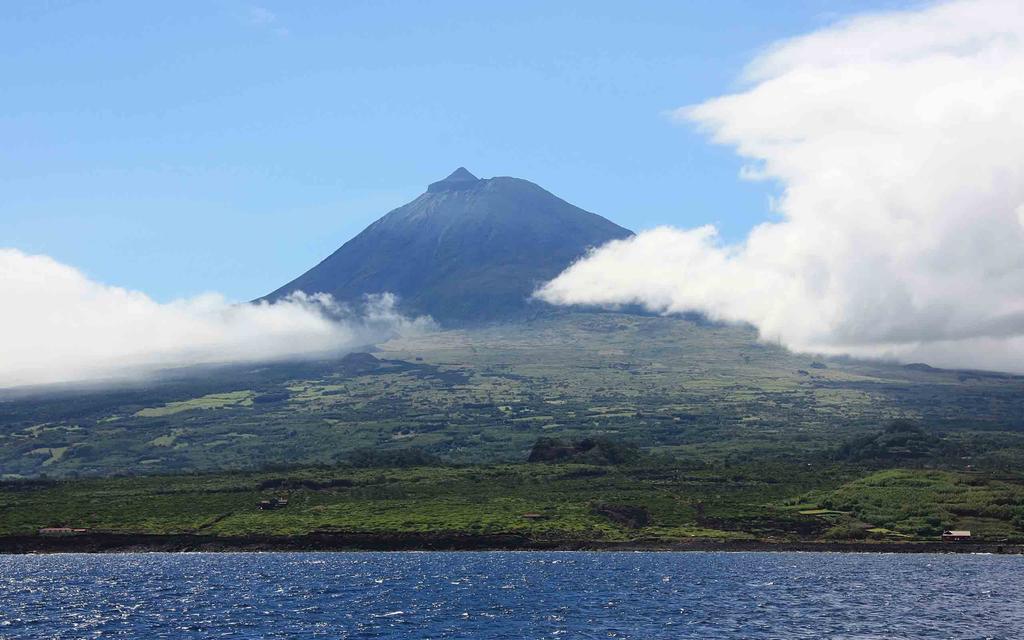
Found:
[3,461,1023,543]
[3,313,1024,479]
[834,419,963,464]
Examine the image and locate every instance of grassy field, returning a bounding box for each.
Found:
[133,391,255,418]
[2,312,1024,478]
[2,462,1023,543]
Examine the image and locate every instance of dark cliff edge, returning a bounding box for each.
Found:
[3,533,1022,554]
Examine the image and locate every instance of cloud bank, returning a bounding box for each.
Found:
[0,249,434,388]
[538,0,1024,373]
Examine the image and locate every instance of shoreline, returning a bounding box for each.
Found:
[3,532,1023,554]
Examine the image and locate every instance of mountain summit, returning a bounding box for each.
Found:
[427,167,479,192]
[264,169,633,325]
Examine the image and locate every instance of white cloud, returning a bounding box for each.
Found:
[538,0,1024,373]
[245,5,289,37]
[0,249,434,388]
[248,6,278,26]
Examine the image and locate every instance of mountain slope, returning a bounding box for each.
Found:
[5,312,1024,478]
[264,168,633,325]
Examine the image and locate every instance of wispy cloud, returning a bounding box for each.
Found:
[538,0,1024,373]
[244,5,289,37]
[0,249,434,388]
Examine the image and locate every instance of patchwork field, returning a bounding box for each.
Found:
[2,312,1024,478]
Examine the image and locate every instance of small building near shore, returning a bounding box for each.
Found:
[257,498,289,510]
[942,530,972,542]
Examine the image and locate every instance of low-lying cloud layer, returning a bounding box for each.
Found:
[538,0,1024,373]
[0,249,434,388]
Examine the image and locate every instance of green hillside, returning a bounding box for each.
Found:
[2,313,1024,479]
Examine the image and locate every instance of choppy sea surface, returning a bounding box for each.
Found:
[1,551,1021,639]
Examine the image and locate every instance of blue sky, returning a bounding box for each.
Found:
[1,0,905,301]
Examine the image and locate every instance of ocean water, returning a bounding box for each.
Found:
[1,551,1021,639]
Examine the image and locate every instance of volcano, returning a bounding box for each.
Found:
[264,168,632,325]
